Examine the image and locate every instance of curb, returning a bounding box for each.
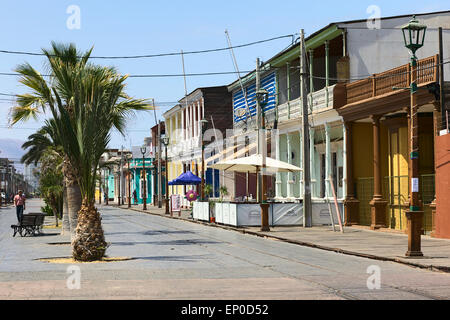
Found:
[111,204,450,274]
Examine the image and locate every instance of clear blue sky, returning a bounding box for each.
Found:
[0,0,448,149]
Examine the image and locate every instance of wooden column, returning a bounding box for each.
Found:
[370,115,387,230]
[344,121,359,226]
[430,102,441,237]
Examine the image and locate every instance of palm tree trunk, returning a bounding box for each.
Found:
[67,182,81,240]
[64,157,82,241]
[51,204,59,227]
[61,181,70,235]
[72,198,108,261]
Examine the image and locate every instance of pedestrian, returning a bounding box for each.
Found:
[133,189,137,204]
[14,190,26,224]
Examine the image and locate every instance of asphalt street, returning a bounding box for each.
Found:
[1,199,450,300]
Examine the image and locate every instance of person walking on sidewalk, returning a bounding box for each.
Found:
[14,190,26,224]
[133,189,137,205]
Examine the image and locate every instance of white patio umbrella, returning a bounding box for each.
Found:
[210,154,302,173]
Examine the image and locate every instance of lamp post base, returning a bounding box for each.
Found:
[405,251,424,257]
[165,199,170,215]
[260,203,270,232]
[405,210,424,257]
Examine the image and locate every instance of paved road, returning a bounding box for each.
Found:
[1,199,450,300]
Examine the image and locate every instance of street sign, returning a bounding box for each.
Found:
[171,194,181,215]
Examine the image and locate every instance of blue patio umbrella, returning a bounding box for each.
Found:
[168,171,201,186]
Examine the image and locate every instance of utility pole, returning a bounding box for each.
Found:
[256,57,261,203]
[158,120,162,208]
[256,57,270,231]
[301,29,312,227]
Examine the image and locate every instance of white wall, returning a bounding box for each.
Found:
[343,13,450,81]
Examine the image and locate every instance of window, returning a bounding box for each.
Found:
[332,152,337,194]
[320,154,325,198]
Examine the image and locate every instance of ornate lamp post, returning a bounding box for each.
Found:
[127,155,132,209]
[401,15,427,257]
[200,119,209,202]
[140,145,147,211]
[105,168,109,205]
[116,168,121,206]
[161,135,170,215]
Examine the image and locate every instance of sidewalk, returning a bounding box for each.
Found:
[115,203,450,272]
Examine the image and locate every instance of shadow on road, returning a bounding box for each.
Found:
[111,239,221,246]
[133,255,211,262]
[105,230,196,236]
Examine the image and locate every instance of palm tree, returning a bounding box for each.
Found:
[49,64,149,261]
[219,185,229,203]
[12,42,151,261]
[12,43,93,239]
[21,120,70,233]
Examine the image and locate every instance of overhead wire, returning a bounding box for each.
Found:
[0,34,296,60]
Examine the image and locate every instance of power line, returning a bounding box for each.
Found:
[0,70,254,78]
[0,34,295,60]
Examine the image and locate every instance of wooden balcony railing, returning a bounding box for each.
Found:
[346,55,439,105]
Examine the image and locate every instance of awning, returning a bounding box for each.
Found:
[168,171,201,186]
[210,154,302,173]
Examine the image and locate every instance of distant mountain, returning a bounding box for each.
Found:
[0,138,26,172]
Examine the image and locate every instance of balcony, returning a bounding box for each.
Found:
[346,55,438,105]
[310,84,336,113]
[275,84,336,123]
[336,55,439,122]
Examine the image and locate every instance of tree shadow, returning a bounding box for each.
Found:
[105,230,196,236]
[134,254,210,262]
[110,239,221,246]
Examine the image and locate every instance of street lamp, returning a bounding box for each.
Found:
[140,145,147,211]
[402,15,427,60]
[401,15,427,257]
[127,155,132,209]
[200,119,209,202]
[161,135,170,215]
[116,168,121,206]
[105,168,109,205]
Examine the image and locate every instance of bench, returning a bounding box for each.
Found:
[11,213,46,237]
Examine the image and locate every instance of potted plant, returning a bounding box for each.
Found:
[219,185,229,203]
[204,184,213,201]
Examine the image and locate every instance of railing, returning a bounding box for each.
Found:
[276,85,336,122]
[310,85,336,113]
[277,97,301,122]
[346,55,438,105]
